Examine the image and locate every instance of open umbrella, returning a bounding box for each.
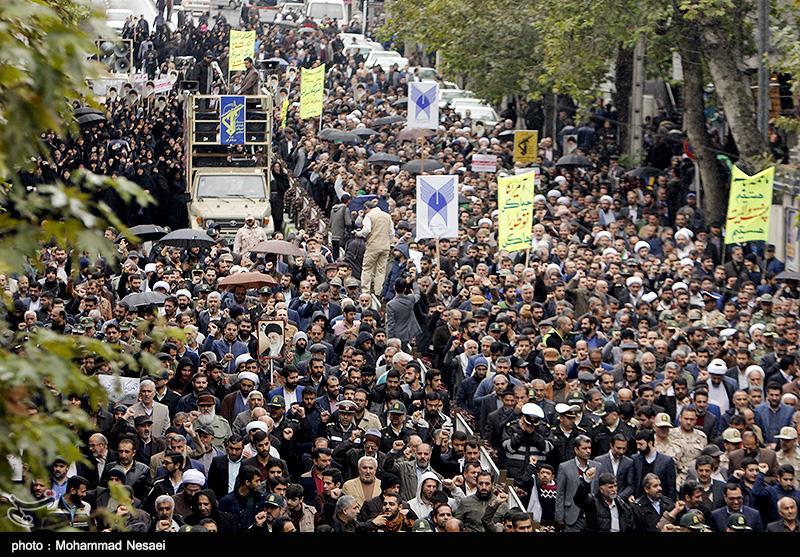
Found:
[626,166,662,179]
[218,272,277,290]
[776,271,800,281]
[74,106,104,116]
[121,291,167,309]
[159,228,215,249]
[402,159,445,174]
[116,224,168,243]
[372,115,405,127]
[318,128,340,139]
[498,129,516,138]
[367,153,402,165]
[76,113,106,125]
[325,130,362,144]
[250,239,305,257]
[555,154,592,168]
[273,19,299,27]
[391,97,409,108]
[353,127,378,137]
[397,128,435,141]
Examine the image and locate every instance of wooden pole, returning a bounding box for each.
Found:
[435,236,441,267]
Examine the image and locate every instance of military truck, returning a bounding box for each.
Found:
[185,93,274,238]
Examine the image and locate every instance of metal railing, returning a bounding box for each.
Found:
[453,411,526,510]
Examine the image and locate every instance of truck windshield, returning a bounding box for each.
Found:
[308,4,343,19]
[196,175,266,199]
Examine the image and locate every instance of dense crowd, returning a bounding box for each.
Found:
[5,6,800,534]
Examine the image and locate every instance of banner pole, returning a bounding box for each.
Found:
[435,236,441,267]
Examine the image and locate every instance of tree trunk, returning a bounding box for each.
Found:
[613,45,633,155]
[515,96,526,129]
[679,34,728,224]
[699,25,769,160]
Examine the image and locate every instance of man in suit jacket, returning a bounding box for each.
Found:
[555,434,600,531]
[385,280,422,345]
[727,430,779,475]
[710,484,764,532]
[631,473,675,532]
[766,497,800,531]
[125,380,171,438]
[77,433,117,489]
[631,429,677,501]
[206,435,245,500]
[595,434,635,500]
[754,383,795,444]
[341,455,382,507]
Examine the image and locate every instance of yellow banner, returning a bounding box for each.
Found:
[229,30,256,72]
[725,165,774,244]
[513,130,538,163]
[299,64,325,119]
[280,99,289,129]
[498,172,535,252]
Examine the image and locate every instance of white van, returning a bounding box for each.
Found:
[304,0,346,22]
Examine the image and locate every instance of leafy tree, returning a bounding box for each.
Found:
[0,0,158,530]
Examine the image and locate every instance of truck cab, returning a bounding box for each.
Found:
[185,93,274,238]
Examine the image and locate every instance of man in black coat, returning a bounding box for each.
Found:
[207,435,245,500]
[631,473,675,532]
[589,401,636,458]
[573,469,636,532]
[595,434,636,500]
[631,429,677,501]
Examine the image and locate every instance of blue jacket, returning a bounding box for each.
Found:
[754,403,795,444]
[710,505,763,532]
[751,472,800,522]
[211,339,250,374]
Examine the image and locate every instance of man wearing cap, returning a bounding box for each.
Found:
[126,379,170,438]
[325,399,360,451]
[752,293,777,326]
[233,214,268,256]
[589,400,636,458]
[547,403,587,468]
[668,405,708,486]
[133,414,167,466]
[775,427,800,488]
[356,198,394,296]
[502,403,554,485]
[192,394,232,450]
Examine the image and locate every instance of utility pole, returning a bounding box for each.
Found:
[362,0,368,35]
[756,0,769,141]
[629,37,645,163]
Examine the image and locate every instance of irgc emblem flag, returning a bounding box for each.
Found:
[220,96,246,145]
[408,81,439,129]
[228,30,256,72]
[725,165,774,244]
[498,172,535,252]
[416,175,458,240]
[299,64,325,119]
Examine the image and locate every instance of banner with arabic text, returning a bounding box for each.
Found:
[299,64,325,119]
[229,30,256,72]
[725,165,774,244]
[498,172,535,252]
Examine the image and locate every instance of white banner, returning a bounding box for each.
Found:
[407,81,439,129]
[416,175,459,240]
[471,154,497,173]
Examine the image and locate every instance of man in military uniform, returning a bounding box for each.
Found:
[751,293,777,326]
[325,399,360,451]
[668,406,708,486]
[547,403,587,468]
[566,390,597,431]
[653,413,682,466]
[380,401,421,453]
[775,427,800,488]
[700,291,727,329]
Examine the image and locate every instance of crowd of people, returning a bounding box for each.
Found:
[5,5,800,534]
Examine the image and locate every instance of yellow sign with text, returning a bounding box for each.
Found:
[299,64,325,119]
[725,165,774,244]
[513,130,538,163]
[498,172,536,252]
[228,30,256,72]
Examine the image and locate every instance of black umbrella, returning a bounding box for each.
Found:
[555,154,592,168]
[402,159,445,174]
[367,153,401,165]
[116,225,169,243]
[325,130,362,144]
[626,166,662,179]
[372,115,405,127]
[121,291,167,309]
[318,128,340,139]
[391,97,409,108]
[159,228,215,249]
[76,113,106,125]
[776,271,800,281]
[353,127,378,137]
[74,106,104,116]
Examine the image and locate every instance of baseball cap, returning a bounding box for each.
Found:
[722,428,742,443]
[134,415,153,427]
[775,426,799,440]
[654,413,673,428]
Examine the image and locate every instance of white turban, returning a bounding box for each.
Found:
[626,276,642,288]
[238,371,259,386]
[634,241,650,253]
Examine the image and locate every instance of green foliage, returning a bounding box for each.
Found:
[0,0,158,531]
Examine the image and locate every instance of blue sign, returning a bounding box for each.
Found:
[220,95,246,145]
